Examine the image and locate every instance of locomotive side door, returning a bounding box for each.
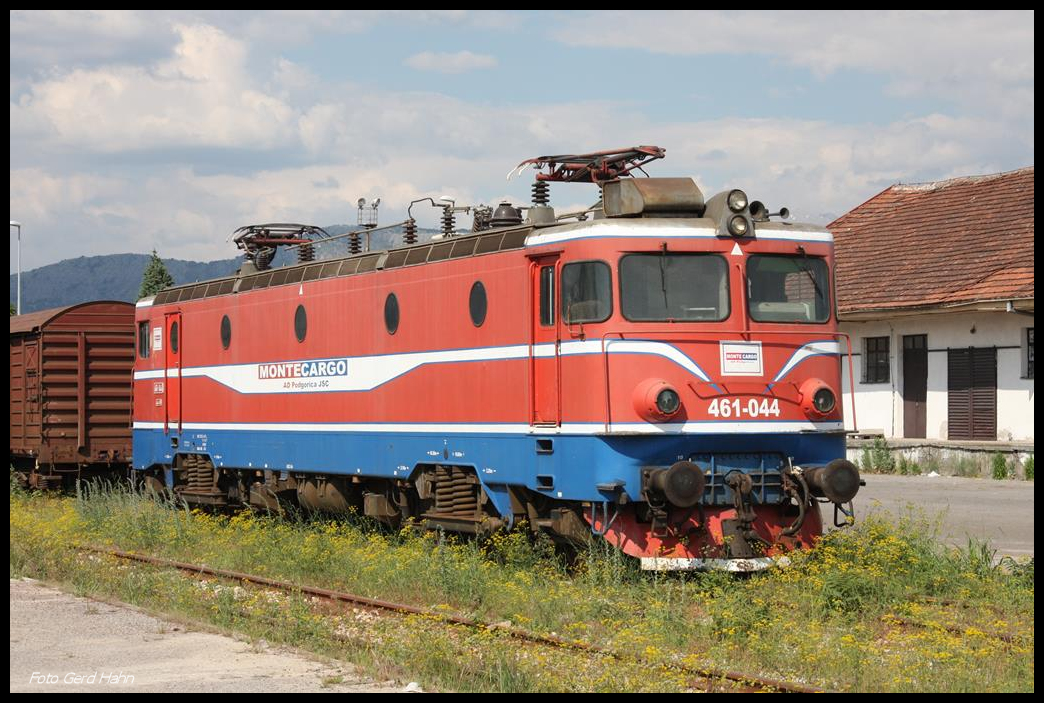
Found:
[530,256,560,426]
[164,312,182,434]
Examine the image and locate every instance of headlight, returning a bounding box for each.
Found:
[813,388,836,413]
[633,379,682,421]
[799,378,837,418]
[656,388,680,415]
[727,189,748,212]
[728,215,749,236]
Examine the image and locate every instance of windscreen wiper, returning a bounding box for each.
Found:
[659,244,670,317]
[795,246,824,300]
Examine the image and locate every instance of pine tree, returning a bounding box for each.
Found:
[138,250,175,299]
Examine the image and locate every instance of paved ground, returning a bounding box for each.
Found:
[844,474,1034,558]
[10,578,416,693]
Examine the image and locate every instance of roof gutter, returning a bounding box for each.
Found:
[1007,300,1035,317]
[839,296,1034,321]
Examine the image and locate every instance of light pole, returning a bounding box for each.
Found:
[10,220,21,315]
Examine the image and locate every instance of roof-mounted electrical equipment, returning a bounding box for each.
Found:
[510,145,668,227]
[602,178,705,219]
[232,223,332,273]
[510,145,666,184]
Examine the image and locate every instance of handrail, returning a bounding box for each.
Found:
[598,329,857,433]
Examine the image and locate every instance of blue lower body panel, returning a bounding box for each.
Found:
[134,426,845,516]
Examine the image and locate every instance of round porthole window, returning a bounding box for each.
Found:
[469,281,487,327]
[294,305,307,342]
[220,315,231,349]
[384,293,399,335]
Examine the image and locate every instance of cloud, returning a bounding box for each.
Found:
[9,11,388,77]
[10,11,522,74]
[11,23,298,153]
[548,11,1033,119]
[10,10,177,76]
[404,51,498,74]
[267,58,321,102]
[8,12,1034,273]
[13,105,1024,268]
[647,112,1028,223]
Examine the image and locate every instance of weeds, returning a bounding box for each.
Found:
[861,438,896,474]
[991,453,1011,481]
[9,480,1035,692]
[952,455,980,478]
[897,455,921,476]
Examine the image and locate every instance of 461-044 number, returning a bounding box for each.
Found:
[707,397,780,418]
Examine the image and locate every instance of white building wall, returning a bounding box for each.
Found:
[840,311,1034,441]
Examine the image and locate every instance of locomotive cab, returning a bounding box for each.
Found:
[517,156,860,570]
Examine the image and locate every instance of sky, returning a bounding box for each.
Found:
[9,10,1035,272]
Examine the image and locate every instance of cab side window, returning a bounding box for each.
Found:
[562,261,612,324]
[539,266,555,327]
[137,321,149,358]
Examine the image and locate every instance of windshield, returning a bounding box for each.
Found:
[747,254,830,323]
[620,253,729,322]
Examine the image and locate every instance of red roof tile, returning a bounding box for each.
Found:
[829,167,1034,315]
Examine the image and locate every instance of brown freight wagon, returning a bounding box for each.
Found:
[10,301,135,488]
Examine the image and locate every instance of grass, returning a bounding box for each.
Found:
[992,453,1011,480]
[863,445,1034,481]
[861,438,896,474]
[952,455,981,478]
[10,475,1035,692]
[897,455,921,475]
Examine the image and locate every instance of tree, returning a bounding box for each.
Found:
[10,303,15,316]
[138,250,175,299]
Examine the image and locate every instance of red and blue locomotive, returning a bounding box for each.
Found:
[132,147,861,570]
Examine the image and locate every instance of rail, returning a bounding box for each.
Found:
[82,546,828,693]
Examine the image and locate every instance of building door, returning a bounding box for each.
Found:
[164,312,182,434]
[903,334,928,438]
[947,347,996,440]
[530,256,560,425]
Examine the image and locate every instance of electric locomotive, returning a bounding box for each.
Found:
[132,147,861,570]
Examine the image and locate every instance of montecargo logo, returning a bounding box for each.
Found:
[720,341,763,376]
[257,358,349,379]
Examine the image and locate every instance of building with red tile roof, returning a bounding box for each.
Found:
[830,168,1034,442]
[832,167,1033,317]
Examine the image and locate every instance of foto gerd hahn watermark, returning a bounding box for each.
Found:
[29,672,135,685]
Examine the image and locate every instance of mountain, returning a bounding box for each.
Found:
[10,254,241,313]
[9,224,447,314]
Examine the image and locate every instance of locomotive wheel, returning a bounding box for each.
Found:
[142,474,168,498]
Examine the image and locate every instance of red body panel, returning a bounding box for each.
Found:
[593,504,824,560]
[134,232,843,432]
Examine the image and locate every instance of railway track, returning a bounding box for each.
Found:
[81,546,827,693]
[878,596,1025,645]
